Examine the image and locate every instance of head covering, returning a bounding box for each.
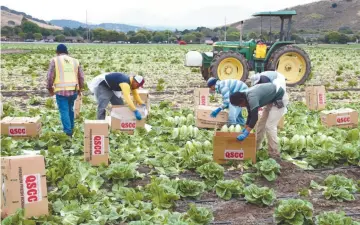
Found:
[207,77,218,87]
[250,73,261,86]
[56,44,68,54]
[134,75,145,87]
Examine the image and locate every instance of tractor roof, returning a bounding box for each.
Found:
[252,10,297,17]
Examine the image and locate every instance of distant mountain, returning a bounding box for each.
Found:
[230,0,360,33]
[50,19,143,32]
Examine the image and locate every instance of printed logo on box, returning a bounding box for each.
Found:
[336,115,351,125]
[224,150,244,160]
[318,93,325,105]
[92,135,104,155]
[8,126,26,136]
[200,95,207,106]
[23,174,42,204]
[120,120,136,130]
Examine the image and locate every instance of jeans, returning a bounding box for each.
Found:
[56,94,78,135]
[228,104,245,125]
[95,84,124,120]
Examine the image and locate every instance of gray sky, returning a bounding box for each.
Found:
[2,0,318,28]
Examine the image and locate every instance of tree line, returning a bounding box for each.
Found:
[1,19,359,44]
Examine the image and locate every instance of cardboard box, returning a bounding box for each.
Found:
[320,108,358,128]
[136,89,151,114]
[195,105,228,129]
[1,155,48,218]
[194,88,210,106]
[74,96,82,119]
[110,106,147,134]
[84,120,110,166]
[1,116,41,137]
[305,86,326,110]
[213,132,256,164]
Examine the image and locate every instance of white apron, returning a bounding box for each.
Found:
[88,73,123,102]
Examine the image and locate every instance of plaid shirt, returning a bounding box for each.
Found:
[47,55,84,96]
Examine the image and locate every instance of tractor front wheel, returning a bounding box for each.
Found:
[210,51,249,81]
[266,45,311,87]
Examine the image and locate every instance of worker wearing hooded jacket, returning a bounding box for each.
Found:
[207,77,248,125]
[89,72,145,120]
[229,82,288,156]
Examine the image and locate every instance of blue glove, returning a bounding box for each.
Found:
[237,130,249,141]
[210,107,222,118]
[134,110,142,120]
[141,104,146,107]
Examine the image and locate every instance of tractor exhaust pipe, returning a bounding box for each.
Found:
[238,21,244,45]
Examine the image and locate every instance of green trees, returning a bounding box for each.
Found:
[33,33,43,41]
[55,34,65,42]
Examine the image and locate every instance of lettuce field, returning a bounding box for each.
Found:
[1,43,360,225]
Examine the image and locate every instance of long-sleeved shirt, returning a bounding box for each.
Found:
[119,77,144,111]
[215,79,248,109]
[47,55,84,96]
[245,83,284,128]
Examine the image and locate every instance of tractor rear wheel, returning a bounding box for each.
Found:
[210,51,249,81]
[201,66,211,81]
[266,45,311,87]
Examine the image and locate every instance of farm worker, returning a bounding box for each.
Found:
[229,82,288,156]
[249,71,289,156]
[207,77,248,125]
[250,71,283,86]
[88,72,145,120]
[47,44,84,137]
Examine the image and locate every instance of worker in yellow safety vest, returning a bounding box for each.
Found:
[47,44,85,137]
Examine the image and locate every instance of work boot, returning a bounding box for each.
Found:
[66,133,73,138]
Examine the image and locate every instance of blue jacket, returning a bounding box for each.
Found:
[215,79,248,109]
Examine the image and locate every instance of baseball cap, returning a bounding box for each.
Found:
[134,75,145,87]
[56,44,68,54]
[207,77,218,87]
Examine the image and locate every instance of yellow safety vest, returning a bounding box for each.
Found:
[53,55,79,92]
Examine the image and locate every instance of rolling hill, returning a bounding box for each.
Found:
[1,6,63,30]
[230,0,360,33]
[49,19,142,32]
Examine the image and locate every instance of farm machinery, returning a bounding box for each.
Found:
[184,11,311,86]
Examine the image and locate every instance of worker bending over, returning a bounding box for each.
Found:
[207,77,248,125]
[88,72,145,120]
[230,81,288,157]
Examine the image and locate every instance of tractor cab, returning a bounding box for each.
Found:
[184,10,311,87]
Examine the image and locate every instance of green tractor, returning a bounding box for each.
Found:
[184,10,311,86]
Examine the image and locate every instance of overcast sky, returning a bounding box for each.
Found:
[2,0,318,28]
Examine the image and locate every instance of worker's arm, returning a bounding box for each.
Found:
[132,89,144,105]
[246,107,259,131]
[119,83,137,111]
[47,59,55,95]
[220,86,230,109]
